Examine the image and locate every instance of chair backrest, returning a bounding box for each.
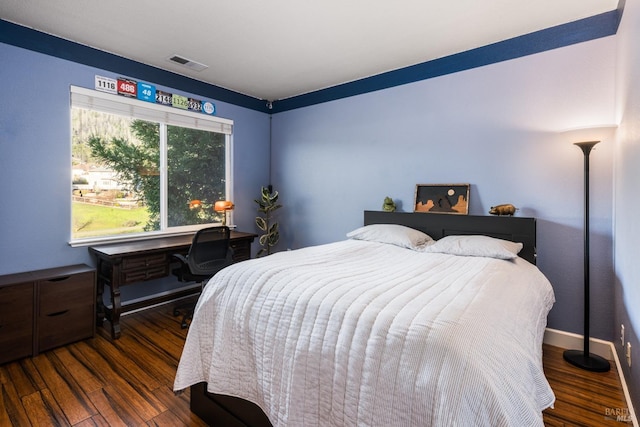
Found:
[187,226,232,275]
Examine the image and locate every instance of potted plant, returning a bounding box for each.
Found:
[255,186,282,257]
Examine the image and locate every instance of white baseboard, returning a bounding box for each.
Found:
[544,327,613,359]
[544,328,638,427]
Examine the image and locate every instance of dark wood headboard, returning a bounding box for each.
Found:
[364,211,537,264]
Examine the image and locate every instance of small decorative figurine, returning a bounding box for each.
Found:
[489,204,518,216]
[382,197,396,212]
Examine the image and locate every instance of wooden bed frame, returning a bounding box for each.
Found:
[189,211,538,426]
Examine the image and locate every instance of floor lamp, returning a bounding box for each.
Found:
[562,141,610,372]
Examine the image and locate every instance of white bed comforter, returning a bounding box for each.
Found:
[174,239,556,426]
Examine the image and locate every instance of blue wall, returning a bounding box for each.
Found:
[0,42,270,275]
[271,36,618,342]
[614,0,640,408]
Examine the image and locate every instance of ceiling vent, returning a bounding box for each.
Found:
[167,54,208,72]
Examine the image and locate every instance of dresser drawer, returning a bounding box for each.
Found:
[0,281,34,318]
[37,271,95,352]
[0,282,34,364]
[39,272,95,316]
[121,265,168,283]
[119,253,169,284]
[38,304,94,352]
[0,330,34,364]
[122,253,167,271]
[230,240,251,261]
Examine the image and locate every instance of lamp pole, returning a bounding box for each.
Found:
[563,141,610,372]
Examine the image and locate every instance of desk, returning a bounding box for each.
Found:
[89,231,256,339]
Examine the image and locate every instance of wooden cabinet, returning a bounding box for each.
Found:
[37,269,96,353]
[0,265,95,365]
[0,279,34,364]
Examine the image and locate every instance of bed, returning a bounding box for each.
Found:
[173,211,556,426]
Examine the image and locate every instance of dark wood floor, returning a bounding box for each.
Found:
[542,345,633,426]
[0,299,633,426]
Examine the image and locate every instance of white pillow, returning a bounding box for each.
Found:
[425,235,523,260]
[347,224,434,250]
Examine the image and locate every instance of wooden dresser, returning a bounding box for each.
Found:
[0,264,96,365]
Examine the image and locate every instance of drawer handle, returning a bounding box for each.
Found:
[47,276,71,282]
[47,309,70,317]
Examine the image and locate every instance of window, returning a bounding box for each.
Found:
[70,86,233,244]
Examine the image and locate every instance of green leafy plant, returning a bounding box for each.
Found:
[255,186,282,257]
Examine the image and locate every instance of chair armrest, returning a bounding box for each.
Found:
[172,253,188,264]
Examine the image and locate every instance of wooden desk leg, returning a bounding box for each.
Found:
[108,262,123,340]
[96,260,106,327]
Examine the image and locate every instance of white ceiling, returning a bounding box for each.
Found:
[0,0,618,102]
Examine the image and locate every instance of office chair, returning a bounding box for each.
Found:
[172,226,233,328]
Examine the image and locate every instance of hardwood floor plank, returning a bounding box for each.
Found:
[32,352,97,424]
[151,385,208,427]
[0,379,31,426]
[22,389,70,426]
[110,332,180,386]
[123,317,186,363]
[52,346,103,395]
[109,307,186,383]
[4,359,44,398]
[0,388,8,426]
[131,306,182,335]
[146,408,187,426]
[549,381,625,414]
[73,414,111,427]
[87,386,148,426]
[88,334,162,392]
[70,341,167,421]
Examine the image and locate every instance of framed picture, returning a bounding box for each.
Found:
[414,184,469,215]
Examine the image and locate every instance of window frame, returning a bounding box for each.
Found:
[69,86,234,247]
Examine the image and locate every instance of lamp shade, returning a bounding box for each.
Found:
[214,200,234,212]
